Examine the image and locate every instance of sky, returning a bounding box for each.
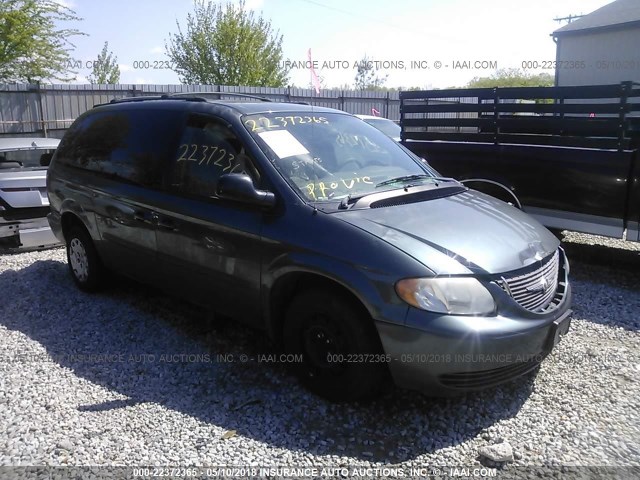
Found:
[59,0,614,89]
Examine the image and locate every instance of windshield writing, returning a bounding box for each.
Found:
[243,112,436,202]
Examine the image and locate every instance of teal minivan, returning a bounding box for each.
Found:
[47,94,572,401]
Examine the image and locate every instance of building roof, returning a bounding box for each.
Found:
[553,0,640,36]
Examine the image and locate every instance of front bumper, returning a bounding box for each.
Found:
[377,267,572,396]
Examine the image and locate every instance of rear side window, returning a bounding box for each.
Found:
[55,108,181,188]
[168,115,251,198]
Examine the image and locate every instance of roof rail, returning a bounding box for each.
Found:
[104,95,166,105]
[164,91,272,102]
[94,91,274,108]
[91,95,163,107]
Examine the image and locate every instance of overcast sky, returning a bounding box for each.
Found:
[61,0,613,88]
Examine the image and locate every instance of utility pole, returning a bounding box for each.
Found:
[553,14,585,25]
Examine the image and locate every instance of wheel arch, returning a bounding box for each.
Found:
[266,270,378,345]
[58,200,100,242]
[61,211,88,239]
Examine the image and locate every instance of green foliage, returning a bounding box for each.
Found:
[466,68,554,88]
[0,0,84,83]
[87,42,120,84]
[354,55,387,91]
[166,0,288,87]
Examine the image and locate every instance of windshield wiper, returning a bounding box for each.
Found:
[336,177,458,209]
[375,175,459,188]
[338,193,369,209]
[375,174,435,188]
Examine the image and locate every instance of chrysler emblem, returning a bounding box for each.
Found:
[526,277,549,295]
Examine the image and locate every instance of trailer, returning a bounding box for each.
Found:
[400,82,640,241]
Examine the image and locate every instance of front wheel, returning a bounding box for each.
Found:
[283,288,388,402]
[66,226,104,292]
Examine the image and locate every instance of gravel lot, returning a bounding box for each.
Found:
[0,232,639,477]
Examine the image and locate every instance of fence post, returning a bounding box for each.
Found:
[618,81,631,151]
[493,87,499,145]
[399,92,404,141]
[384,91,390,118]
[35,83,48,137]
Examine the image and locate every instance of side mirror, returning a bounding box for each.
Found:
[40,153,53,167]
[217,173,276,208]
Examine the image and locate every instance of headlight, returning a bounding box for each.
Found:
[395,277,495,315]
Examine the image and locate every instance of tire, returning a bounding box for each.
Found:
[283,288,388,402]
[66,226,104,292]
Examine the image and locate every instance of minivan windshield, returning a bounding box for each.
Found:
[243,112,437,202]
[361,117,401,140]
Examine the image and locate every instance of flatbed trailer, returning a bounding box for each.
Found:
[400,82,640,241]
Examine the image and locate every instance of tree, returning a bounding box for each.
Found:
[354,56,387,90]
[466,68,554,88]
[165,0,288,86]
[0,0,84,83]
[87,42,120,84]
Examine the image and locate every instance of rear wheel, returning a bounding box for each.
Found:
[283,288,388,402]
[66,226,104,292]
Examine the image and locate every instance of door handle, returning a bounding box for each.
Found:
[156,217,178,232]
[147,212,178,231]
[133,211,150,222]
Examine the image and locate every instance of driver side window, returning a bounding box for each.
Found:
[169,115,259,198]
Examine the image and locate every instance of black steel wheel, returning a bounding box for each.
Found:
[283,288,388,402]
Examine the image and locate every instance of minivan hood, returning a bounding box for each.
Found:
[334,190,559,275]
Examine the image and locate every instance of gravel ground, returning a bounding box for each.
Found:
[0,232,639,477]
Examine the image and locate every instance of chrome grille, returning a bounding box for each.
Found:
[499,250,560,313]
